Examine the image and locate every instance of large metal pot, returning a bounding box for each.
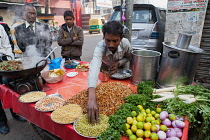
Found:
[0,57,47,79]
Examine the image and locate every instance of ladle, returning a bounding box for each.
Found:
[45,47,58,59]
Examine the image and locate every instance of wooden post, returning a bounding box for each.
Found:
[124,0,133,42]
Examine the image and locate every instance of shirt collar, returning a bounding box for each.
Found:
[25,21,35,28]
[67,26,72,32]
[105,41,123,56]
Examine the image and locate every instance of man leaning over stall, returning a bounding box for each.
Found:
[87,21,132,124]
[0,25,26,135]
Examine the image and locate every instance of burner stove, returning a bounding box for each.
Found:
[5,73,44,95]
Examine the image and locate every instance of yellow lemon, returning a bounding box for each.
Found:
[132,120,138,125]
[141,109,145,112]
[150,133,158,140]
[136,115,144,122]
[131,111,137,117]
[137,138,143,140]
[151,120,157,125]
[146,113,153,117]
[131,125,138,133]
[144,123,151,131]
[151,111,156,116]
[145,117,152,122]
[127,117,134,124]
[160,125,168,131]
[145,109,151,114]
[156,108,162,113]
[144,130,151,138]
[129,134,137,140]
[126,129,133,136]
[125,123,130,129]
[151,125,158,132]
[154,113,160,119]
[137,105,144,110]
[136,122,144,129]
[136,129,144,138]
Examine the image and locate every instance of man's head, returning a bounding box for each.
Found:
[63,10,75,28]
[0,16,3,21]
[102,21,124,53]
[24,3,37,24]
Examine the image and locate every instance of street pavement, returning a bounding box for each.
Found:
[0,31,103,140]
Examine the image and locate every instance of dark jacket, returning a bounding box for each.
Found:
[57,23,84,57]
[14,22,52,57]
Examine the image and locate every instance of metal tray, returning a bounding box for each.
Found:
[73,119,97,138]
[110,69,132,80]
[18,91,46,103]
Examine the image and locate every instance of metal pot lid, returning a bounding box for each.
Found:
[163,42,204,54]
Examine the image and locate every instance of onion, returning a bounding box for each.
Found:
[155,125,160,131]
[160,111,168,120]
[166,136,180,140]
[162,119,172,127]
[157,130,167,140]
[176,115,184,121]
[166,128,176,137]
[172,120,177,128]
[175,120,185,128]
[174,128,183,138]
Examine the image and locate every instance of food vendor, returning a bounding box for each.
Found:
[87,20,132,124]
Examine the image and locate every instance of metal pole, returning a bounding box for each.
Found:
[124,0,133,42]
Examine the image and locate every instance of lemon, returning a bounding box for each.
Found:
[136,138,143,140]
[126,129,133,136]
[146,113,153,117]
[127,117,134,124]
[151,117,155,120]
[136,122,144,129]
[151,125,158,132]
[126,123,130,129]
[144,130,151,138]
[136,129,144,138]
[154,113,160,119]
[156,108,162,113]
[160,125,168,131]
[133,117,137,120]
[151,111,156,115]
[145,109,151,114]
[137,115,144,122]
[131,125,138,133]
[137,105,144,110]
[150,133,158,140]
[129,134,137,140]
[132,120,138,125]
[145,117,152,122]
[144,123,151,131]
[151,120,157,125]
[141,109,145,112]
[131,111,137,117]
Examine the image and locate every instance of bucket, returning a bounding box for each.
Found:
[131,50,161,85]
[156,42,204,87]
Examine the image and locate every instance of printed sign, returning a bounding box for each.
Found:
[168,0,208,13]
[96,0,112,8]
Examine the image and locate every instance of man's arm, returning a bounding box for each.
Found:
[57,27,73,46]
[14,25,25,52]
[70,27,84,46]
[118,38,132,67]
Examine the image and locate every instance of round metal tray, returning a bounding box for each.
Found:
[110,69,132,80]
[18,91,46,103]
[73,119,97,138]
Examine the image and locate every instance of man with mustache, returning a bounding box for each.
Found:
[87,21,132,124]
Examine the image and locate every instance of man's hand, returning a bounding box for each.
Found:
[73,36,78,41]
[109,62,120,75]
[87,87,99,124]
[13,50,23,54]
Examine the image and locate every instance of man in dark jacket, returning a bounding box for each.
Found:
[57,10,84,61]
[15,4,52,57]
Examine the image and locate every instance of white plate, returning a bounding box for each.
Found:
[66,72,78,77]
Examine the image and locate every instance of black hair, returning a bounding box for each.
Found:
[102,20,123,37]
[0,16,3,21]
[63,10,74,19]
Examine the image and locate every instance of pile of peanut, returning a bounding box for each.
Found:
[65,82,135,116]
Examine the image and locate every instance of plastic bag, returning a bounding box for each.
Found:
[48,57,62,70]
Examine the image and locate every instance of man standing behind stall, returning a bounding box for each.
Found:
[57,10,84,61]
[87,21,132,124]
[15,3,52,57]
[0,25,26,134]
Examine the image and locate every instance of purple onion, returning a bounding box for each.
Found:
[157,130,167,140]
[160,111,169,120]
[176,115,184,121]
[166,128,176,137]
[162,118,172,127]
[174,128,183,138]
[155,125,160,131]
[166,137,180,140]
[172,120,177,128]
[175,120,185,128]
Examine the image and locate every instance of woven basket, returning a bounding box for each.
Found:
[41,71,65,84]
